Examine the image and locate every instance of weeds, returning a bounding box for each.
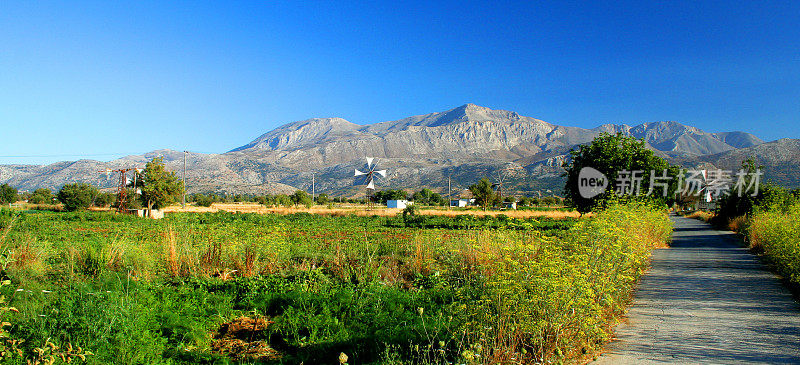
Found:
[748,203,800,285]
[0,203,669,364]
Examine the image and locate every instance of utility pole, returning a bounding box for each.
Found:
[311,173,315,203]
[182,151,187,209]
[447,175,451,210]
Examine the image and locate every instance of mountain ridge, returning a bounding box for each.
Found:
[2,104,791,196]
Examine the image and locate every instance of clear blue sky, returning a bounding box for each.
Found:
[1,1,798,165]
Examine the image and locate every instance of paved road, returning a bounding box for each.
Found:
[594,215,800,364]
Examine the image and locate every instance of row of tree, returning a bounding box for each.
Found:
[191,190,319,208]
[465,179,565,210]
[0,157,185,212]
[0,181,116,212]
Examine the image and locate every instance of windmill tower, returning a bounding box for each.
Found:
[354,157,386,207]
[101,167,142,213]
[492,166,514,202]
[682,169,715,210]
[492,172,506,202]
[696,169,716,210]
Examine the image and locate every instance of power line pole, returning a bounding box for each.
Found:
[182,151,187,209]
[311,173,315,203]
[447,175,451,210]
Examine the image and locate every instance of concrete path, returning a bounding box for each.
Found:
[594,215,800,364]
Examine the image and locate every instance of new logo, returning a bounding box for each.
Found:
[578,167,608,199]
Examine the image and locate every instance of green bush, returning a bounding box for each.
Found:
[57,183,98,212]
[27,189,53,205]
[192,193,216,207]
[290,190,312,207]
[748,203,800,285]
[0,184,17,205]
[468,202,671,362]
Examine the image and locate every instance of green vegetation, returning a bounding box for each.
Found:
[709,159,800,288]
[749,203,800,286]
[56,183,99,212]
[412,189,445,206]
[0,184,17,205]
[314,193,330,205]
[139,157,185,211]
[373,189,408,204]
[563,133,678,213]
[289,190,312,208]
[680,158,800,293]
[27,189,54,205]
[468,178,497,211]
[0,201,670,364]
[93,192,116,208]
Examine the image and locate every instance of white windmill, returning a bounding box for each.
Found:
[687,169,715,210]
[354,157,387,205]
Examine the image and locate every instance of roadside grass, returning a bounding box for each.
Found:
[0,203,669,364]
[748,203,800,285]
[683,210,714,223]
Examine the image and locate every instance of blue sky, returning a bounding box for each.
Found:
[1,1,798,165]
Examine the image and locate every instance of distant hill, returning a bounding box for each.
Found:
[693,138,800,188]
[1,104,790,197]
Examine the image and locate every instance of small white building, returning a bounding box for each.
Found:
[132,209,165,219]
[387,200,413,209]
[450,199,475,208]
[503,201,517,210]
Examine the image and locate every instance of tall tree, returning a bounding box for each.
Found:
[563,133,677,213]
[140,157,184,213]
[290,190,312,207]
[469,178,497,211]
[0,184,18,205]
[373,189,408,204]
[28,188,54,204]
[57,183,98,211]
[413,188,445,206]
[315,193,330,205]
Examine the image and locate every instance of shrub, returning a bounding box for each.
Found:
[0,184,17,205]
[57,183,98,211]
[193,194,215,207]
[93,192,116,208]
[685,210,714,222]
[28,189,54,205]
[748,203,800,284]
[469,201,671,362]
[290,190,312,207]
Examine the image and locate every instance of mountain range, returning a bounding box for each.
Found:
[2,104,797,196]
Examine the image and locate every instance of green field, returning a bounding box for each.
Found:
[0,204,670,364]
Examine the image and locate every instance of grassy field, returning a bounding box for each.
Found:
[0,203,670,364]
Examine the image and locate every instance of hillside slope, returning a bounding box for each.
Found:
[1,104,781,195]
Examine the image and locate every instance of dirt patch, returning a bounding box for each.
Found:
[211,316,281,361]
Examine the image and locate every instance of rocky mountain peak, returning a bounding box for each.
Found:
[229,117,360,152]
[2,104,787,195]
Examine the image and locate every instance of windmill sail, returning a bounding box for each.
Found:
[352,157,385,190]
